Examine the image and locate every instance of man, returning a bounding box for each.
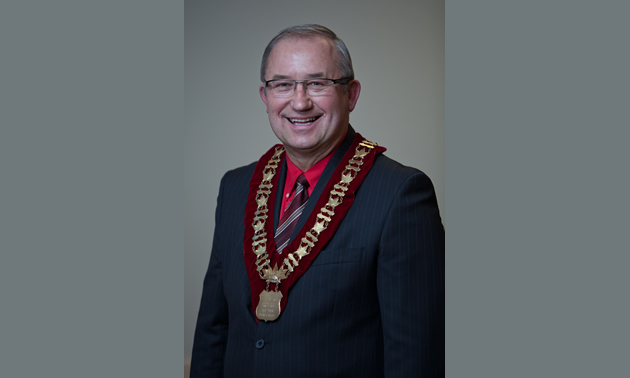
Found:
[191,24,444,377]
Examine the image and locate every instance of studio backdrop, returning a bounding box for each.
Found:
[185,0,444,368]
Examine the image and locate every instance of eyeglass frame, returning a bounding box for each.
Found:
[263,77,353,96]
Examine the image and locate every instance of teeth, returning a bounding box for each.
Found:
[289,117,317,124]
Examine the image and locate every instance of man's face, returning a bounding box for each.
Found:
[259,37,360,162]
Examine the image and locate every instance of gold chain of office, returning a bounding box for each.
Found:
[250,140,378,289]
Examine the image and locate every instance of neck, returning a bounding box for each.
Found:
[285,148,331,172]
[284,126,349,171]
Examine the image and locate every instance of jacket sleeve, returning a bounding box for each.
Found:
[190,176,229,378]
[377,171,445,377]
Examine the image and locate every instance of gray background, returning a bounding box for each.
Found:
[185,0,445,367]
[2,1,182,377]
[446,1,630,376]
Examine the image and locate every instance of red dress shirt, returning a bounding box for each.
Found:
[279,153,333,216]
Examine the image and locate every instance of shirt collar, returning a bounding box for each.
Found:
[285,152,332,193]
[283,127,349,198]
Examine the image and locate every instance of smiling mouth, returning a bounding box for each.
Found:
[287,116,320,125]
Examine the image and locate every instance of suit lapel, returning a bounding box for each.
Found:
[273,158,287,232]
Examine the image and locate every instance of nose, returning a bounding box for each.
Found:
[291,82,313,111]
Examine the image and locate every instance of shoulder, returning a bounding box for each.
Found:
[355,153,439,214]
[369,153,435,189]
[219,161,258,190]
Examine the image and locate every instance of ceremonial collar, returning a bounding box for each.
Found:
[244,127,386,321]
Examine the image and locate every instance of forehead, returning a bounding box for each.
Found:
[265,36,338,78]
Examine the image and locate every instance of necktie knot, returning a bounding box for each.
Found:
[296,173,309,190]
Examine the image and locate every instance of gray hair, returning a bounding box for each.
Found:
[260,24,355,83]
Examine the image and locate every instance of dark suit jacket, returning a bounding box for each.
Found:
[191,127,444,377]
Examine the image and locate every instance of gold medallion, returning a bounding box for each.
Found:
[256,290,283,322]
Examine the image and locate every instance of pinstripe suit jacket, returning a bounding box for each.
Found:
[191,127,444,377]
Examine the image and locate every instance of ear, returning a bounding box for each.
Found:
[259,84,269,109]
[346,80,361,112]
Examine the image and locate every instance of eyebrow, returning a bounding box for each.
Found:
[270,72,327,80]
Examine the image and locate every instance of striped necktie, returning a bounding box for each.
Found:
[274,173,309,254]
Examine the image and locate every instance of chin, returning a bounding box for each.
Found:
[283,139,318,151]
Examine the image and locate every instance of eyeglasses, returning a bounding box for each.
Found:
[264,77,352,97]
